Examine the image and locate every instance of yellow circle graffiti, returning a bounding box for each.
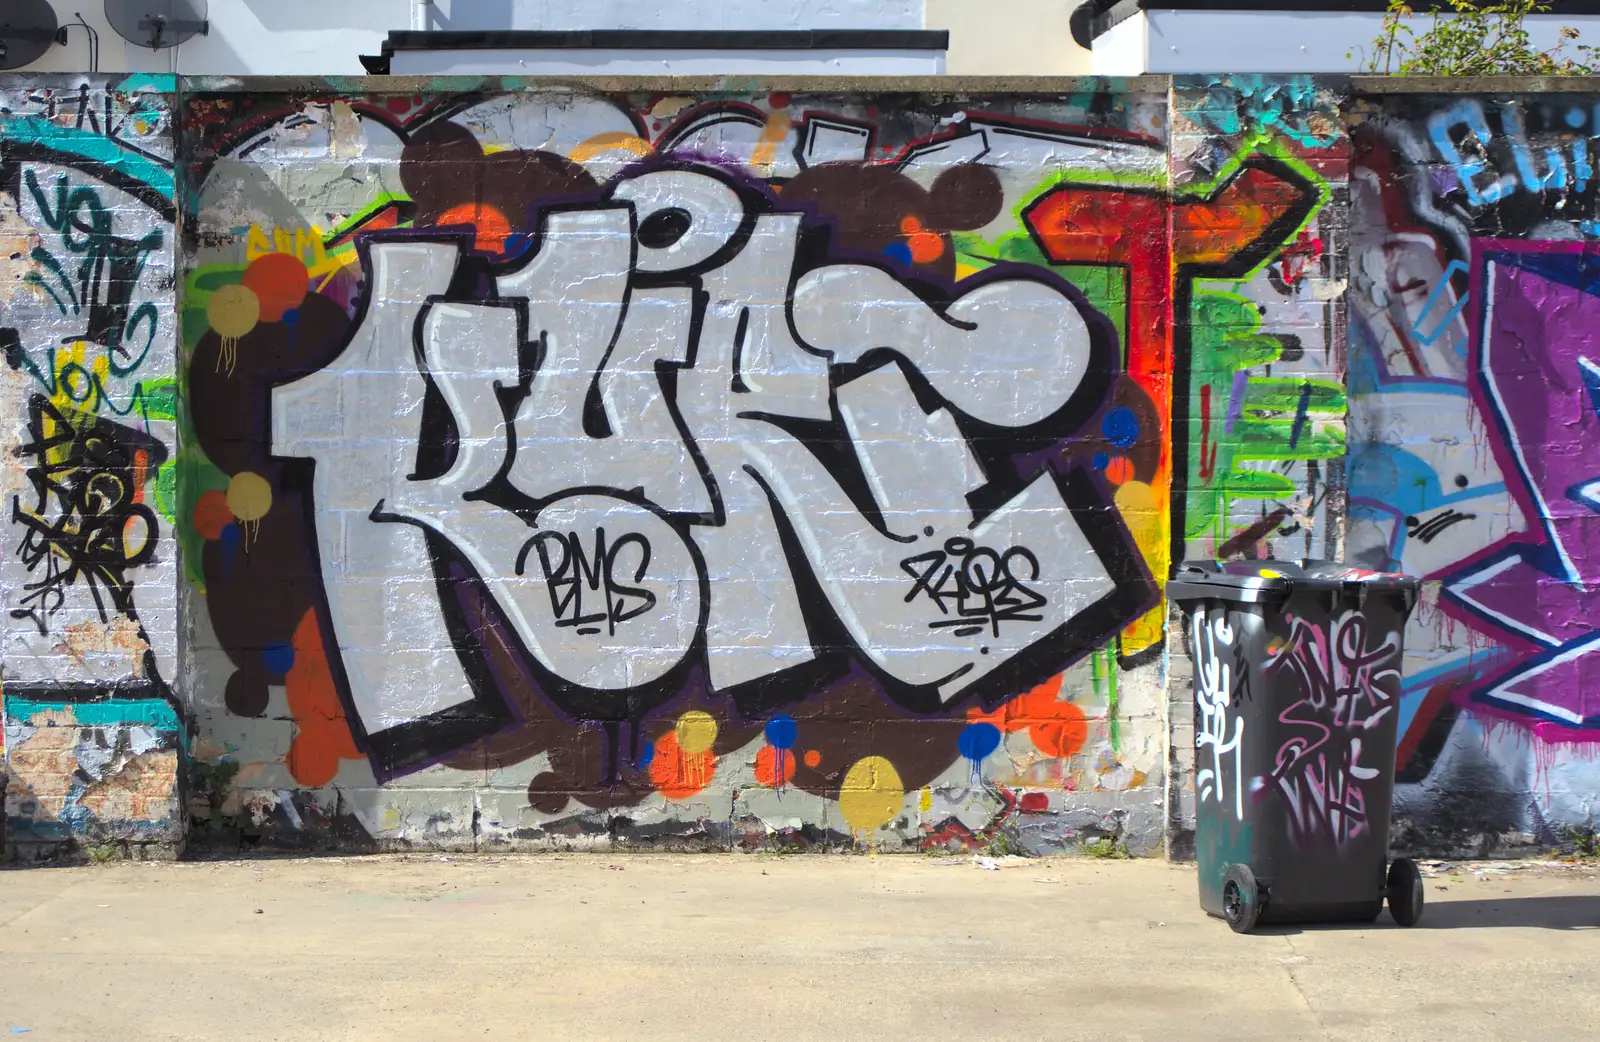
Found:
[207,284,260,376]
[226,470,272,523]
[838,756,906,836]
[674,710,719,755]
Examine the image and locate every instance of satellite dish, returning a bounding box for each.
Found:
[105,0,208,50]
[0,0,66,70]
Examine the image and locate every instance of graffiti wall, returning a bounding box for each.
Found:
[174,81,1195,853]
[4,74,1590,859]
[1162,76,1352,855]
[1347,88,1600,853]
[0,76,184,855]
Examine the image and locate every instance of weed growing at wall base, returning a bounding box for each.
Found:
[1562,823,1600,861]
[1361,0,1600,74]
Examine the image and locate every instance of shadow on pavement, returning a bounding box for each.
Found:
[1251,895,1600,933]
[1416,895,1600,930]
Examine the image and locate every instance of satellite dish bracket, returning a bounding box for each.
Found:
[107,0,210,50]
[0,26,70,43]
[136,15,208,48]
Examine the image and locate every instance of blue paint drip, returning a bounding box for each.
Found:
[283,307,300,356]
[1092,451,1109,471]
[1101,406,1140,448]
[637,738,655,771]
[1575,141,1593,195]
[882,241,913,266]
[958,723,1001,782]
[765,714,797,750]
[220,522,241,576]
[765,715,798,795]
[1288,382,1313,451]
[262,641,295,678]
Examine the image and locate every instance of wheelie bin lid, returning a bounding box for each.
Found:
[1166,559,1420,605]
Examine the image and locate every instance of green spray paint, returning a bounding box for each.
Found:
[5,696,180,732]
[1091,646,1120,752]
[4,117,175,198]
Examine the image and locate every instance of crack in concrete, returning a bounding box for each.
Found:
[1281,933,1332,1038]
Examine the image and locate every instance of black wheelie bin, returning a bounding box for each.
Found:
[1168,559,1424,932]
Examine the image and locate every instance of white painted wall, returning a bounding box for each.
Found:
[19,0,409,75]
[425,0,923,31]
[392,48,945,75]
[926,0,1091,75]
[1094,9,1600,75]
[14,0,936,75]
[1090,13,1144,77]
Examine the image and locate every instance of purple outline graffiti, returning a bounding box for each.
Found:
[1439,240,1600,739]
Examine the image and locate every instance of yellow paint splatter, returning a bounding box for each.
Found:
[674,710,718,755]
[649,96,693,119]
[1113,479,1169,655]
[838,756,905,836]
[919,786,932,813]
[749,111,792,175]
[43,341,113,420]
[568,131,654,164]
[226,471,272,530]
[207,284,259,376]
[245,223,344,277]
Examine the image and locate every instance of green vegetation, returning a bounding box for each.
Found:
[88,843,124,864]
[1364,0,1600,75]
[1083,836,1131,859]
[982,830,1031,859]
[1563,822,1600,861]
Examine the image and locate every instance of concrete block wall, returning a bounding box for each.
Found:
[1,73,1596,860]
[0,77,184,860]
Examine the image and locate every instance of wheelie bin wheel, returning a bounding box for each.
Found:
[1387,858,1425,927]
[1222,864,1262,933]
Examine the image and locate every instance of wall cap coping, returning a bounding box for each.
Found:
[12,71,1600,96]
[173,74,1175,94]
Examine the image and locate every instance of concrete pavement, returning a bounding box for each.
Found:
[1,853,1596,1041]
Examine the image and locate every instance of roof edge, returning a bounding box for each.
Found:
[377,29,952,58]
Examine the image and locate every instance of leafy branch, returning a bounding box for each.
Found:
[1361,0,1600,75]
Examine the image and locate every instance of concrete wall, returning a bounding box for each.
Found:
[1,74,1595,861]
[1345,81,1600,854]
[0,78,184,859]
[170,76,1181,855]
